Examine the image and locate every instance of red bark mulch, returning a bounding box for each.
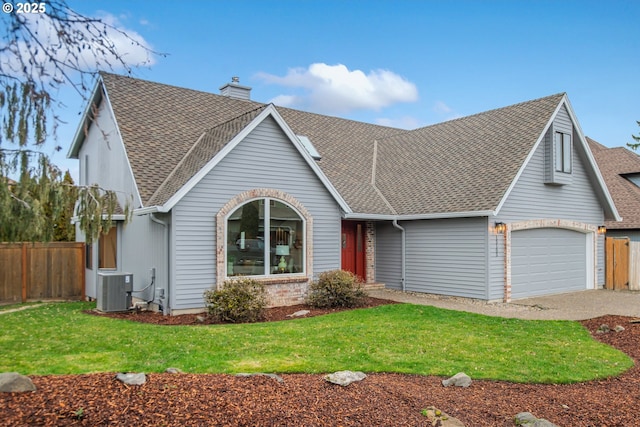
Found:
[1,298,639,426]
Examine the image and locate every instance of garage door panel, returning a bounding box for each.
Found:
[512,228,587,299]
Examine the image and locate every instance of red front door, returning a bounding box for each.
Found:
[341,221,366,280]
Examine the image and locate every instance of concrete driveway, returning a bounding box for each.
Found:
[368,288,640,320]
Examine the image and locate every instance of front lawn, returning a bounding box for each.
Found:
[0,302,632,383]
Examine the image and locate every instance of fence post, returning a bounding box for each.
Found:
[79,243,86,301]
[21,243,27,303]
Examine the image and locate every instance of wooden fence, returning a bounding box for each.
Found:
[0,242,84,305]
[605,237,640,291]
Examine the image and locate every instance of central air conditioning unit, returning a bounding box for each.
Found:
[97,272,133,312]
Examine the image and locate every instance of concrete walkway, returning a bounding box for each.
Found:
[368,288,640,321]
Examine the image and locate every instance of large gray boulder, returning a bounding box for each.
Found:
[442,372,472,387]
[0,372,36,392]
[116,372,146,385]
[236,373,284,383]
[325,370,367,386]
[514,412,560,427]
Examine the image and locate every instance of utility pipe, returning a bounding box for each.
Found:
[392,219,406,291]
[150,213,170,316]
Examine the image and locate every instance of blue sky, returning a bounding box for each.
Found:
[25,0,640,179]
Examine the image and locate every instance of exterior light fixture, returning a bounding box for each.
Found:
[495,222,506,234]
[597,225,606,235]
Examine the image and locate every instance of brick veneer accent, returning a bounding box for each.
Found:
[215,189,313,306]
[501,219,598,303]
[365,221,376,284]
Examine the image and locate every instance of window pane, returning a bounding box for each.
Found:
[270,200,304,274]
[227,200,265,276]
[98,227,117,269]
[85,243,93,270]
[554,132,563,172]
[562,133,571,172]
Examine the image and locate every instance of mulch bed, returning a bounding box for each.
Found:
[1,298,639,426]
[83,296,398,325]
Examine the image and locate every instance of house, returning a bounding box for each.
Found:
[67,73,619,314]
[588,138,640,241]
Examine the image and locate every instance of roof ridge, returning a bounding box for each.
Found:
[100,71,264,107]
[147,105,269,206]
[203,104,269,134]
[413,92,566,132]
[370,140,397,215]
[275,105,407,133]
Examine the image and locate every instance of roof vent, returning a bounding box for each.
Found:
[219,76,251,100]
[297,135,321,160]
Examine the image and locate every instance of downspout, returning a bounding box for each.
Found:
[150,213,170,315]
[392,219,406,291]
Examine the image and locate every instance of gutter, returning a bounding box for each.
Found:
[135,205,169,215]
[343,209,495,221]
[392,219,406,291]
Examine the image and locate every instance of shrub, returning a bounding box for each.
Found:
[203,278,267,323]
[306,269,367,308]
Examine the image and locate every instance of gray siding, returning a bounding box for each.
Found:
[403,217,488,299]
[490,107,606,299]
[120,213,170,306]
[375,221,403,289]
[77,101,141,298]
[172,116,342,310]
[77,100,141,209]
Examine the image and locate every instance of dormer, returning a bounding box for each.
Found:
[545,105,573,185]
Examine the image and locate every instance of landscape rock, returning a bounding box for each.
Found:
[165,367,184,374]
[116,372,146,385]
[325,370,367,386]
[442,372,472,387]
[514,411,559,426]
[614,325,625,332]
[421,406,466,426]
[0,372,36,392]
[236,373,284,383]
[287,310,310,318]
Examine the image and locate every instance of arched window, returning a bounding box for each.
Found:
[226,198,305,277]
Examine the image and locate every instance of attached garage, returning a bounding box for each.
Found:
[511,228,589,299]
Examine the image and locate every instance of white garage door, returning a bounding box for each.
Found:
[511,228,587,299]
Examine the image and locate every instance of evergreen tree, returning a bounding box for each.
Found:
[628,121,640,150]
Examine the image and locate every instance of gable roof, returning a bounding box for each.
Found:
[588,138,640,229]
[375,94,565,215]
[69,73,617,220]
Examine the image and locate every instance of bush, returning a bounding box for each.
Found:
[203,278,267,323]
[306,269,367,308]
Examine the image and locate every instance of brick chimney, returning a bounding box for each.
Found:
[219,76,251,100]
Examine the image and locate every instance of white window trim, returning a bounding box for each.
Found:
[554,131,572,174]
[223,197,306,279]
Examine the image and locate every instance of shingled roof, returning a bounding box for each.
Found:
[588,138,640,229]
[374,94,564,215]
[100,72,266,206]
[83,73,570,217]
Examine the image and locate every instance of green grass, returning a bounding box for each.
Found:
[0,301,632,383]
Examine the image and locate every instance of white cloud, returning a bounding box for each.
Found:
[257,63,418,114]
[1,11,156,83]
[433,101,453,115]
[432,100,461,121]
